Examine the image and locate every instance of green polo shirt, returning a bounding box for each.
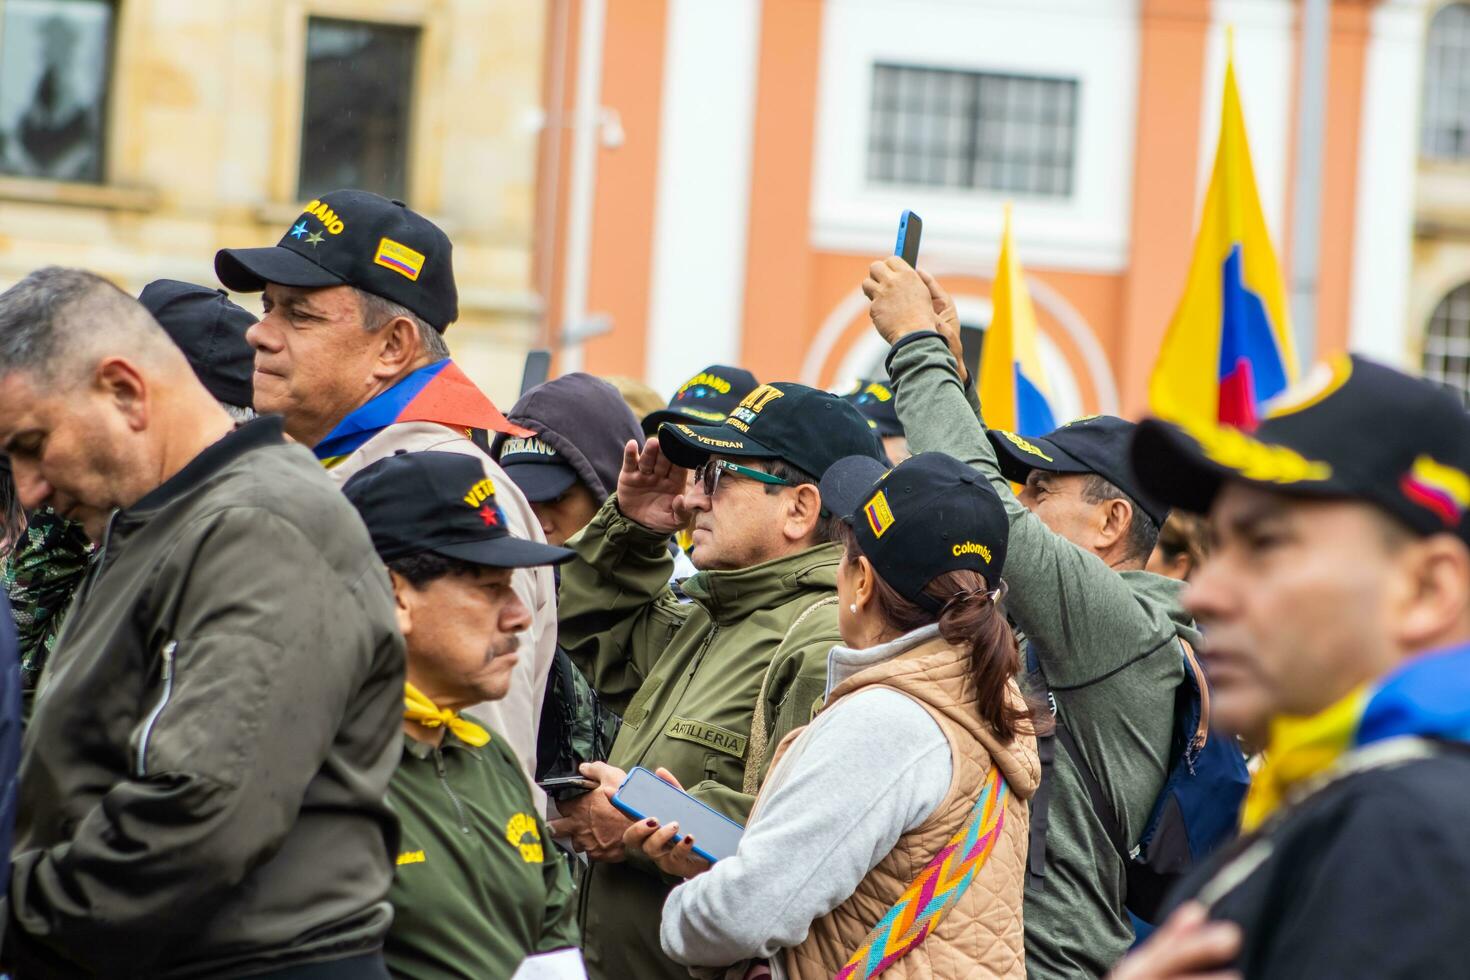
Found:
[384,729,579,979]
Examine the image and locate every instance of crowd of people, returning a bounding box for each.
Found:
[0,188,1467,980]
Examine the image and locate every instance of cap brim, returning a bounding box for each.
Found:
[987,429,1091,484]
[500,461,579,503]
[215,246,346,293]
[655,421,777,469]
[819,455,891,522]
[432,536,575,569]
[642,405,733,436]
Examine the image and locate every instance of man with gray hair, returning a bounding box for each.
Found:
[215,190,557,787]
[0,267,405,977]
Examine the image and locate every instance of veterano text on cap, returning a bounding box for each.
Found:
[215,189,457,331]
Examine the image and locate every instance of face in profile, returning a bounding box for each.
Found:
[531,483,600,547]
[394,564,530,706]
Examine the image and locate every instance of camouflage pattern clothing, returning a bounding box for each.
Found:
[0,508,93,715]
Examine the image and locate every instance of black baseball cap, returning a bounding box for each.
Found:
[215,189,458,331]
[841,379,904,438]
[139,280,257,409]
[822,452,1009,611]
[496,435,579,503]
[1131,354,1470,544]
[642,364,760,436]
[988,416,1170,526]
[343,451,574,568]
[656,381,884,479]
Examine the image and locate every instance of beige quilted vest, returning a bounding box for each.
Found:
[775,635,1040,980]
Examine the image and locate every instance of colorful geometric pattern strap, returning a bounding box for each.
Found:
[834,766,1009,980]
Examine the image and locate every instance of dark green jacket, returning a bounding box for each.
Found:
[559,497,841,980]
[887,335,1193,979]
[6,418,405,978]
[385,730,578,979]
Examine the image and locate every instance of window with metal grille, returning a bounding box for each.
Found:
[867,64,1078,197]
[1424,281,1470,404]
[299,17,418,201]
[0,0,116,183]
[1422,2,1470,160]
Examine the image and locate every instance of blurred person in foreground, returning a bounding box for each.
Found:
[841,378,910,463]
[345,452,580,979]
[634,451,1040,978]
[494,373,642,547]
[864,257,1200,978]
[1112,356,1470,980]
[0,268,403,977]
[1146,511,1211,582]
[216,189,557,789]
[549,383,882,980]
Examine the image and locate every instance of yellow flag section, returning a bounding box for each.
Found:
[1149,40,1297,431]
[979,204,1056,436]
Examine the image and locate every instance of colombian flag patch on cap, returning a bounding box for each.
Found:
[865,489,896,538]
[375,237,425,281]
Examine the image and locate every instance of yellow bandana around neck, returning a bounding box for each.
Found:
[403,683,490,747]
[1240,685,1369,832]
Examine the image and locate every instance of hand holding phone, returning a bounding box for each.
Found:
[611,766,744,864]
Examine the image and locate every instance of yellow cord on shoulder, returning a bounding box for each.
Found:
[404,683,490,747]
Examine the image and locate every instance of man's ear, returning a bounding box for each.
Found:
[389,569,415,638]
[783,483,824,543]
[371,316,423,381]
[1095,496,1134,554]
[95,357,149,432]
[1395,535,1470,651]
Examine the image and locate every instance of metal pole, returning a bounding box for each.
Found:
[1288,0,1331,371]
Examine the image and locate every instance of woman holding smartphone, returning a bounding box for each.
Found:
[625,451,1042,979]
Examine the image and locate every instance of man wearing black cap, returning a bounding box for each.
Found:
[139,279,258,420]
[0,267,403,977]
[841,378,910,463]
[864,257,1195,978]
[1112,355,1470,980]
[343,452,581,979]
[548,381,883,980]
[214,189,557,790]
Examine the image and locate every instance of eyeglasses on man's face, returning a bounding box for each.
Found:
[692,459,793,498]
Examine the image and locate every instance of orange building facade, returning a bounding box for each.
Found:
[537,0,1434,419]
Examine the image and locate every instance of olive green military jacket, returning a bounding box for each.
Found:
[558,495,842,980]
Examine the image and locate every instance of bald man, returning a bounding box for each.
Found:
[0,268,404,978]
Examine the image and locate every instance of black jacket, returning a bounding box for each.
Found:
[5,418,405,978]
[1164,739,1470,979]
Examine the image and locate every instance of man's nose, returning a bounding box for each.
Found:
[13,465,52,512]
[246,315,281,353]
[502,592,532,633]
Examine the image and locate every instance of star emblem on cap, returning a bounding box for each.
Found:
[304,230,324,246]
[479,505,500,527]
[289,221,308,239]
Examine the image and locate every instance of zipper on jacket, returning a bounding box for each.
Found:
[433,747,471,834]
[135,640,178,777]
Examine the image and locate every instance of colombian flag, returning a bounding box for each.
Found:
[1149,46,1297,431]
[979,204,1056,437]
[314,359,533,467]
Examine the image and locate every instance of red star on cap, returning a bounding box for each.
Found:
[479,505,500,527]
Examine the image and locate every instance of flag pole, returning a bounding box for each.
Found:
[1288,0,1331,369]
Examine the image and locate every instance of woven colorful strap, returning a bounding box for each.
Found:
[834,765,1010,980]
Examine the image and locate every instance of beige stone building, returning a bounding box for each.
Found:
[0,0,545,402]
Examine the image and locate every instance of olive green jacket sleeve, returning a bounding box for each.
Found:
[557,495,690,715]
[535,813,581,954]
[886,334,1191,688]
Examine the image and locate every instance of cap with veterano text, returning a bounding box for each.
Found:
[1131,354,1470,544]
[641,364,760,436]
[343,451,573,568]
[214,189,458,331]
[656,381,884,479]
[496,435,579,504]
[821,452,1009,612]
[988,415,1170,526]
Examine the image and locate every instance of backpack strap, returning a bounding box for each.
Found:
[742,595,839,795]
[836,765,1010,980]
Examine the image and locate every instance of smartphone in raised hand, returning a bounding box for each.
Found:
[894,210,923,268]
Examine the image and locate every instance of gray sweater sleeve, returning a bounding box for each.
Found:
[887,335,1181,688]
[659,689,952,968]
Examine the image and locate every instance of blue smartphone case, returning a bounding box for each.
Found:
[611,767,745,864]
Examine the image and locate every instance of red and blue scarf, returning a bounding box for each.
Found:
[313,360,532,468]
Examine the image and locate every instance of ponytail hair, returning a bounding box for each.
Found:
[843,533,1048,743]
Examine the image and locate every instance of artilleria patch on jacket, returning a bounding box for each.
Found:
[664,716,747,759]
